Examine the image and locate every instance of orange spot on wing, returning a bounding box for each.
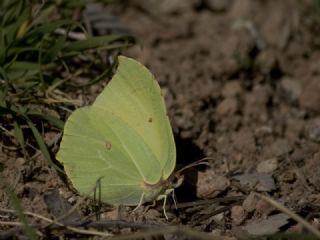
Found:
[105,142,112,150]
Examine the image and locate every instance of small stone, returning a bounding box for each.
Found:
[196,169,230,198]
[234,173,276,192]
[255,49,277,74]
[216,97,238,115]
[305,117,320,142]
[255,126,273,138]
[212,212,225,222]
[255,199,275,216]
[267,138,292,158]
[222,81,242,97]
[279,77,302,103]
[232,129,256,153]
[244,84,271,120]
[242,213,290,236]
[285,117,304,140]
[257,158,278,173]
[104,208,119,220]
[303,152,320,190]
[243,192,259,213]
[300,78,320,113]
[204,0,234,12]
[231,205,247,225]
[16,157,26,165]
[144,208,162,219]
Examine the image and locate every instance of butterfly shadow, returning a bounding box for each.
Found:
[174,136,207,203]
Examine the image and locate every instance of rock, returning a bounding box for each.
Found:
[104,208,120,220]
[244,84,271,120]
[305,117,320,142]
[196,169,230,198]
[16,157,26,166]
[243,192,259,213]
[232,129,256,153]
[242,213,290,236]
[303,151,320,191]
[285,117,304,141]
[222,80,243,97]
[255,49,277,74]
[216,97,238,115]
[204,0,234,12]
[256,158,278,173]
[233,173,276,192]
[231,205,247,225]
[44,189,81,222]
[229,0,251,19]
[279,77,302,103]
[258,2,297,49]
[299,78,320,113]
[131,0,197,15]
[267,138,292,158]
[255,199,275,216]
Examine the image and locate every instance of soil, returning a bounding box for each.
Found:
[1,0,320,239]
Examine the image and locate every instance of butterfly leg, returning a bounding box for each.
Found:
[133,192,145,212]
[171,190,178,210]
[162,194,168,220]
[155,194,169,219]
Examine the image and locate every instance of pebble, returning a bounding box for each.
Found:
[243,192,259,213]
[299,78,320,113]
[204,0,234,12]
[255,199,275,216]
[196,169,230,198]
[16,157,26,165]
[303,151,320,190]
[305,117,320,142]
[216,97,238,115]
[222,80,243,97]
[256,49,277,74]
[267,138,292,158]
[234,173,276,192]
[279,77,302,103]
[231,205,247,225]
[256,158,278,173]
[232,129,256,153]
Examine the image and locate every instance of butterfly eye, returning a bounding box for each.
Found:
[172,175,184,188]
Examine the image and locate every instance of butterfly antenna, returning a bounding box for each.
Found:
[175,157,212,177]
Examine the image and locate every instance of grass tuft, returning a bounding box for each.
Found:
[0,0,136,167]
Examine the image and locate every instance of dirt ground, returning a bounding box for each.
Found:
[1,0,320,239]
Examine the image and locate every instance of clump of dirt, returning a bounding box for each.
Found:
[1,0,320,238]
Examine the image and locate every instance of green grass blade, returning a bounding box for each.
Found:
[5,61,41,84]
[3,4,29,46]
[0,28,7,64]
[26,119,63,173]
[76,59,116,87]
[28,112,65,129]
[63,35,135,51]
[0,67,9,102]
[22,19,78,39]
[13,121,26,154]
[43,35,66,62]
[5,184,38,240]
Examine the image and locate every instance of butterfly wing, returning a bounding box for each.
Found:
[57,56,176,205]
